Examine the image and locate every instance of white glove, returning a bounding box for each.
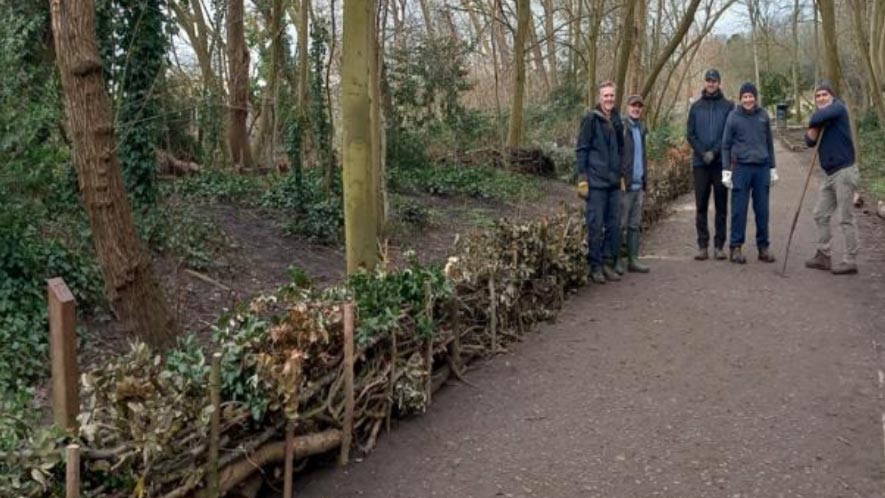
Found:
[722,170,733,189]
[770,168,779,186]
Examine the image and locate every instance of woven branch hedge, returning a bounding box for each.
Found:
[1,146,691,498]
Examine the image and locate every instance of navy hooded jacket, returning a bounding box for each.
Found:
[805,99,855,175]
[576,107,624,189]
[686,89,734,168]
[721,105,776,170]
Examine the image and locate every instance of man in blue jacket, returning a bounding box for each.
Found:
[687,69,733,261]
[576,80,625,284]
[615,94,651,274]
[721,82,779,264]
[804,82,860,275]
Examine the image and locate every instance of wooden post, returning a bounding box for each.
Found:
[423,279,433,406]
[339,302,355,466]
[65,444,80,498]
[48,278,78,432]
[448,299,462,374]
[386,326,397,433]
[489,276,497,353]
[283,421,296,498]
[208,352,222,498]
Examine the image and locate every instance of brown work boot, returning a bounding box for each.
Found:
[758,247,776,263]
[729,246,747,264]
[694,247,709,261]
[804,250,831,271]
[831,262,858,275]
[713,247,727,260]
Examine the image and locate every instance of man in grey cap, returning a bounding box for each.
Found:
[615,94,650,274]
[686,69,734,260]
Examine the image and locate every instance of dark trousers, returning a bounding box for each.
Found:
[586,187,621,270]
[693,165,728,249]
[730,164,770,249]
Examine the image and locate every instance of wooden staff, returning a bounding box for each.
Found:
[339,302,355,466]
[208,352,222,498]
[424,279,434,406]
[283,421,295,498]
[66,444,80,498]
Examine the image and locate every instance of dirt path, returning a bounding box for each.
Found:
[292,143,885,498]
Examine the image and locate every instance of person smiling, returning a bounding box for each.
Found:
[720,82,778,265]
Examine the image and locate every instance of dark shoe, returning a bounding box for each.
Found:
[831,262,858,275]
[602,264,621,282]
[804,250,831,271]
[626,231,650,273]
[713,247,727,260]
[694,247,709,261]
[729,246,747,264]
[758,247,776,263]
[590,269,606,284]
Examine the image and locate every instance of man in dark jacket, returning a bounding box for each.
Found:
[687,69,733,261]
[803,82,860,274]
[720,82,779,264]
[615,94,650,274]
[576,80,625,284]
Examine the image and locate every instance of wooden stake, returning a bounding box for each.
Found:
[48,278,79,432]
[424,279,434,406]
[283,421,295,498]
[448,299,462,374]
[339,302,355,466]
[489,277,498,352]
[65,444,80,498]
[386,326,397,433]
[208,352,222,498]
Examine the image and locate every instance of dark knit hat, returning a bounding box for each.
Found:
[815,80,836,97]
[739,82,758,99]
[704,69,721,81]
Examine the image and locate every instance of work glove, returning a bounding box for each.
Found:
[722,170,733,189]
[576,181,589,200]
[770,168,779,186]
[703,150,715,165]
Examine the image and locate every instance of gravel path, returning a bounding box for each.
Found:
[292,143,885,498]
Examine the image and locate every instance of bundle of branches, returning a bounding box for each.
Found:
[642,144,693,226]
[455,147,556,177]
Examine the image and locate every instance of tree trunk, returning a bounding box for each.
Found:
[257,0,285,167]
[628,0,646,94]
[342,0,378,273]
[370,0,387,233]
[529,10,551,94]
[419,0,435,36]
[49,0,176,348]
[507,0,530,149]
[747,0,762,106]
[613,0,637,106]
[586,0,604,105]
[792,0,802,121]
[299,0,311,172]
[464,0,491,54]
[818,0,843,96]
[227,0,253,168]
[849,0,885,125]
[543,0,558,89]
[639,0,701,99]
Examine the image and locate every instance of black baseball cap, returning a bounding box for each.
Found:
[704,69,721,82]
[626,95,644,107]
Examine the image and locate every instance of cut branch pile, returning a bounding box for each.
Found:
[2,151,691,498]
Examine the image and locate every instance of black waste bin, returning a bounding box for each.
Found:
[775,102,790,127]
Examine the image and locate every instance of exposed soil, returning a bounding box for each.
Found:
[280,143,885,498]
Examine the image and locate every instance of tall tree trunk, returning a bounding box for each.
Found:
[49,0,176,347]
[227,0,254,168]
[299,0,311,171]
[818,0,843,96]
[419,0,435,36]
[639,0,701,99]
[370,0,387,233]
[529,10,551,94]
[849,0,885,125]
[586,0,604,105]
[464,0,491,54]
[342,0,378,272]
[747,0,762,105]
[627,0,646,94]
[573,0,583,80]
[257,0,285,167]
[813,0,820,83]
[613,0,637,106]
[493,0,511,66]
[543,0,559,89]
[792,0,802,121]
[507,0,530,149]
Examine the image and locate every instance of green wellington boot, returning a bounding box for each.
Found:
[627,230,650,273]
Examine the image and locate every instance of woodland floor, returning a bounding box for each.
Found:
[277,142,885,497]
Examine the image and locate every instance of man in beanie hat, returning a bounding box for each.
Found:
[804,81,860,274]
[576,81,625,284]
[720,82,779,264]
[687,68,734,261]
[615,94,651,274]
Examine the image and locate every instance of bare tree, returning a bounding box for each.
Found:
[227,0,254,168]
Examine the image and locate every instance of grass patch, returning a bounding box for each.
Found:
[859,126,885,198]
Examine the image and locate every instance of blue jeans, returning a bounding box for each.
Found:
[730,164,770,249]
[586,187,621,269]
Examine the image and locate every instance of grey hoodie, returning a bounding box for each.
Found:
[721,105,775,170]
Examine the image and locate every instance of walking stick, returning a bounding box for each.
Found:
[781,126,825,277]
